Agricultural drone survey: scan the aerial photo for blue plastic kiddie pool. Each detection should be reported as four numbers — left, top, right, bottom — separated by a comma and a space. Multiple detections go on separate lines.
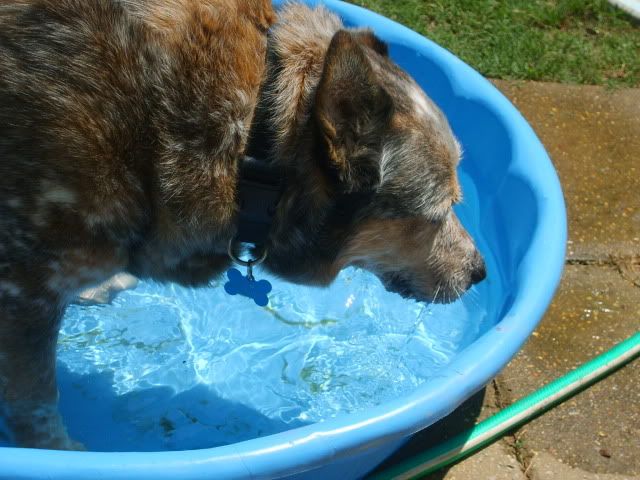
0, 1, 566, 478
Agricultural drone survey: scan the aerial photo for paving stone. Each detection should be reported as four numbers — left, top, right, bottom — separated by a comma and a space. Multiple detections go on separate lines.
491, 80, 640, 260
530, 452, 640, 480
433, 442, 526, 480
498, 264, 640, 476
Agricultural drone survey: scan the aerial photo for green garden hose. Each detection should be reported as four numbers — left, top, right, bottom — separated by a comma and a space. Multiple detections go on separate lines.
371, 331, 640, 480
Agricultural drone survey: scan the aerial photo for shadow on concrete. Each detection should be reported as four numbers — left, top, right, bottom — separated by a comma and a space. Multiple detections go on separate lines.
367, 387, 487, 479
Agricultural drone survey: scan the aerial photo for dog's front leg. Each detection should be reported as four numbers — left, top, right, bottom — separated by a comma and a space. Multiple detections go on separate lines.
0, 293, 82, 450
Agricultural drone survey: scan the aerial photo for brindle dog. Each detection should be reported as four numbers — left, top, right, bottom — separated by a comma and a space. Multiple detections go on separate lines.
0, 1, 485, 450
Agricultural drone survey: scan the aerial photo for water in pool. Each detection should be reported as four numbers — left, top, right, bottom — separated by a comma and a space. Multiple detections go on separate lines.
53, 266, 491, 451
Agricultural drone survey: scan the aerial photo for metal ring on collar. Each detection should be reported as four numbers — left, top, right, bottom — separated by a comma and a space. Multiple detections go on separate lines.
227, 239, 268, 267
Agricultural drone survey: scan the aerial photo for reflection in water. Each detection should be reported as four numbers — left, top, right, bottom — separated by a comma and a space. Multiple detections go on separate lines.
57, 266, 493, 450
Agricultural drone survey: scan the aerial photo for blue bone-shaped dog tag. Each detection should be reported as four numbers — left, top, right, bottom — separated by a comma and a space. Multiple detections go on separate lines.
224, 268, 272, 307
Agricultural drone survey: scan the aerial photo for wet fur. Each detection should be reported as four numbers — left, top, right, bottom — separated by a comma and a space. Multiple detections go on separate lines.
0, 1, 484, 449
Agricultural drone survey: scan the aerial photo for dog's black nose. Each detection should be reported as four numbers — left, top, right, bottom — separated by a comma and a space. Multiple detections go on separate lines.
470, 251, 487, 285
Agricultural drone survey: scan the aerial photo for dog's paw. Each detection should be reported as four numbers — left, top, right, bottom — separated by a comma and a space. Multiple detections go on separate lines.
44, 436, 86, 451
75, 273, 138, 305
67, 438, 87, 451
12, 423, 87, 451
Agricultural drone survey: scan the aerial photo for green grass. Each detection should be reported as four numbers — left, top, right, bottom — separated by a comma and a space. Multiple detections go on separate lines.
348, 0, 640, 87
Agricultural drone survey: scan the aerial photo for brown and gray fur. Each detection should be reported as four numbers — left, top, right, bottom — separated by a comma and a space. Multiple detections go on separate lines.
257, 4, 485, 297
0, 1, 484, 450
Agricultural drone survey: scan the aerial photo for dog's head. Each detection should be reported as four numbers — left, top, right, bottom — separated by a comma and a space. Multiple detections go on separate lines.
260, 15, 485, 304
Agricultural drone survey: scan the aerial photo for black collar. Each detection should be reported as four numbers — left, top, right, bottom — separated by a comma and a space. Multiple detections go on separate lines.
234, 82, 284, 247
235, 36, 284, 247
234, 154, 283, 246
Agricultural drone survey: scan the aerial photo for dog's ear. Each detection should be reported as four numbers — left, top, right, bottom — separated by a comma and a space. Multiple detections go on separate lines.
315, 30, 393, 194
352, 30, 389, 57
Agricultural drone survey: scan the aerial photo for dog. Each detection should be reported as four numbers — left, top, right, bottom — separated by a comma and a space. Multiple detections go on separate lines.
0, 1, 485, 450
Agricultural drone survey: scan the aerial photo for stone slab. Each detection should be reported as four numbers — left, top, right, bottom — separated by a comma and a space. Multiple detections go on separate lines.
498, 264, 640, 476
431, 442, 526, 480
530, 452, 640, 480
491, 80, 640, 260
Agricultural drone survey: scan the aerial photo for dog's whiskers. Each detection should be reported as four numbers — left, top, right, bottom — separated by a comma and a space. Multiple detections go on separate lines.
432, 284, 441, 306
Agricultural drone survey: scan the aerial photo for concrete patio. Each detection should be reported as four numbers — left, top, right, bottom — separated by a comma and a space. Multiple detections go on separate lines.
371, 80, 640, 479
